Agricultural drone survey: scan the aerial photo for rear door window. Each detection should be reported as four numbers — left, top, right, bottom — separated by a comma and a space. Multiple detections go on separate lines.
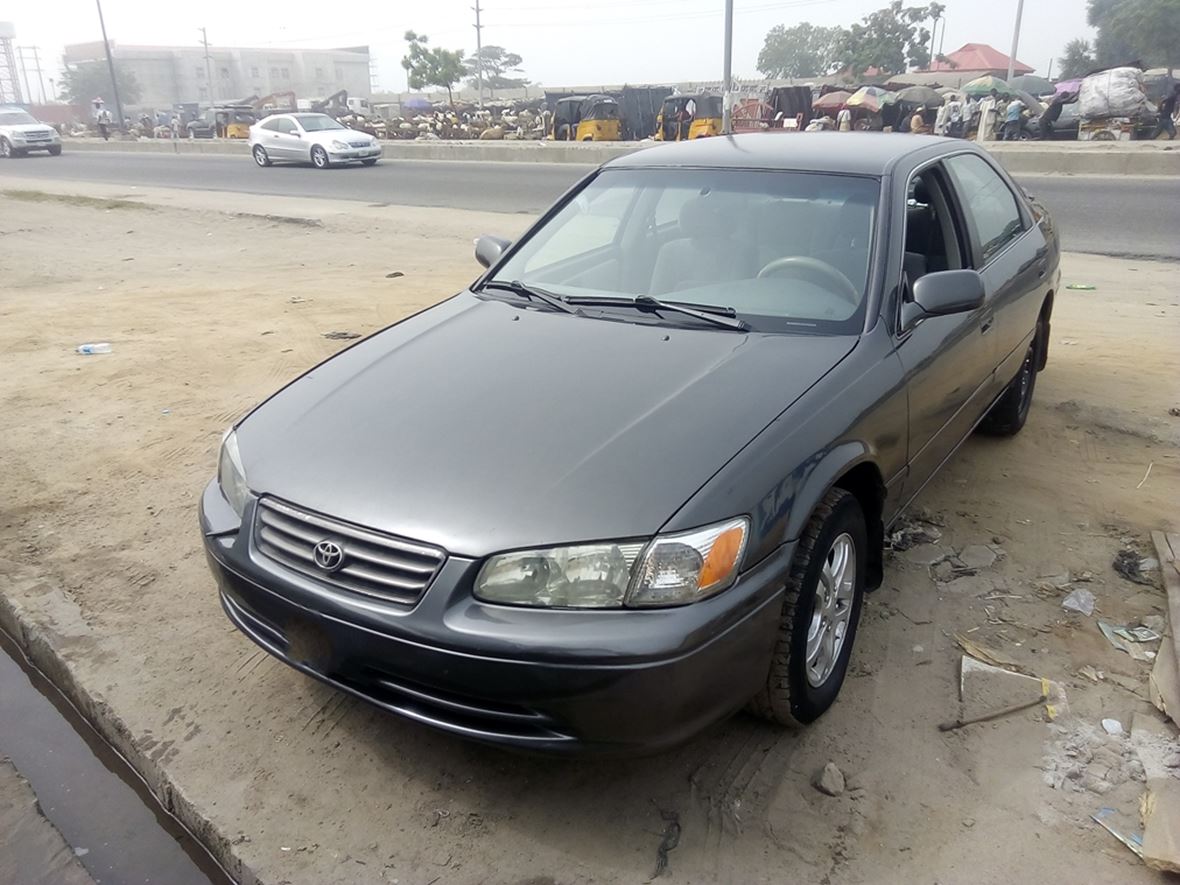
943, 154, 1025, 265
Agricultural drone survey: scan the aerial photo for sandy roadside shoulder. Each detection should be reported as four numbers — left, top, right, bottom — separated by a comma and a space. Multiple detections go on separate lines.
0, 188, 1177, 885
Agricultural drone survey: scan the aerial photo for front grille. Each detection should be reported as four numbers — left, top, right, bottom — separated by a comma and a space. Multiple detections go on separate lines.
254, 497, 445, 605
348, 140, 370, 148
25, 132, 52, 142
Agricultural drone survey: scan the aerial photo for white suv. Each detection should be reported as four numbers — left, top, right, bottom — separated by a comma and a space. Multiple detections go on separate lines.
0, 106, 62, 158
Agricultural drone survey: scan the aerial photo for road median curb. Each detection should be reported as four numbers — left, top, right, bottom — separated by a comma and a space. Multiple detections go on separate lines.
61, 136, 1180, 175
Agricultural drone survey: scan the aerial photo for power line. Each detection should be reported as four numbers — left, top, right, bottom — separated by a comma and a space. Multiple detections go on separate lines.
492, 0, 839, 27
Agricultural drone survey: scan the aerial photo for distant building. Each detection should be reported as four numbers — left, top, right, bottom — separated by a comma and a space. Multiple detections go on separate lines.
62, 41, 372, 111
925, 43, 1034, 77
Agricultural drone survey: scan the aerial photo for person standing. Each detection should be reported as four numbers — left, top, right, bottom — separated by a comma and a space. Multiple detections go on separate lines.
96, 107, 112, 141
1155, 84, 1179, 140
170, 114, 182, 139
836, 106, 852, 132
945, 94, 964, 137
977, 90, 999, 142
1002, 97, 1025, 141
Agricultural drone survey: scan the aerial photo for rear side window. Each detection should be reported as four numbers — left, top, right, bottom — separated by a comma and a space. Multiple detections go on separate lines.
261, 118, 282, 132
944, 154, 1025, 264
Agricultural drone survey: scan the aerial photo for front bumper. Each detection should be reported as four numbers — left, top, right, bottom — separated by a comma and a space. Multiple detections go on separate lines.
328, 145, 381, 161
200, 481, 792, 755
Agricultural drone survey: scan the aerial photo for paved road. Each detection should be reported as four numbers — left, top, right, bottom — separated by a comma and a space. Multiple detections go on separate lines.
2, 151, 1177, 260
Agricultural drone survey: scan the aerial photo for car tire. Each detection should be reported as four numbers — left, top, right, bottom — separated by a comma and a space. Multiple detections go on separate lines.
361, 158, 378, 166
48, 145, 62, 156
749, 487, 867, 726
0, 137, 13, 158
252, 145, 271, 167
310, 145, 330, 169
978, 329, 1040, 437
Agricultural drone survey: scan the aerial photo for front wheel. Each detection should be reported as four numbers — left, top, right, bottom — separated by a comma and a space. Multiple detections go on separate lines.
48, 145, 62, 156
749, 487, 866, 726
252, 145, 271, 167
0, 138, 13, 158
310, 145, 330, 169
979, 336, 1038, 436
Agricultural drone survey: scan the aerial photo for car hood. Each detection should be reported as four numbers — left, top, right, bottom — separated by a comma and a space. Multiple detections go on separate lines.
307, 129, 372, 145
2, 123, 55, 136
237, 293, 856, 556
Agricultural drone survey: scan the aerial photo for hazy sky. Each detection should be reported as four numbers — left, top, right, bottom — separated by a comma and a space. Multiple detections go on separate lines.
3, 0, 1090, 97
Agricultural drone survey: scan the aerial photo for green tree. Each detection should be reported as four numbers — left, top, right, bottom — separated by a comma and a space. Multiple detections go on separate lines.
1058, 38, 1097, 78
401, 31, 466, 106
839, 1, 945, 78
463, 46, 528, 94
59, 60, 141, 107
1089, 0, 1180, 73
756, 23, 846, 78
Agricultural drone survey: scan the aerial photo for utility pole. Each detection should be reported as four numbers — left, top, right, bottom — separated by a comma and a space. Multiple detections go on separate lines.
200, 27, 214, 104
472, 0, 483, 109
721, 0, 733, 133
928, 10, 940, 69
95, 0, 125, 131
1006, 0, 1024, 82
31, 46, 46, 103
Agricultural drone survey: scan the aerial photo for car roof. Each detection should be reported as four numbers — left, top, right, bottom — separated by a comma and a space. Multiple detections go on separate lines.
606, 132, 967, 176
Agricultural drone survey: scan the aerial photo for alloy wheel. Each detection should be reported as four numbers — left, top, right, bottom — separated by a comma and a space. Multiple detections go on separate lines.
806, 532, 856, 687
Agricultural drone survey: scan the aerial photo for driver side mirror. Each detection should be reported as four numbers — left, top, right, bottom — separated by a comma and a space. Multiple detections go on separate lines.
902, 269, 985, 330
474, 234, 512, 269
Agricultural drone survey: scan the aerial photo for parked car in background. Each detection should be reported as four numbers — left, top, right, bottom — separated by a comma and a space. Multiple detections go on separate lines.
1031, 102, 1081, 140
247, 113, 381, 169
0, 106, 62, 157
202, 134, 1060, 755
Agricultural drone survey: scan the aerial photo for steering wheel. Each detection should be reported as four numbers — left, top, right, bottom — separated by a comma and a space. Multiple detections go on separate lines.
756, 256, 860, 306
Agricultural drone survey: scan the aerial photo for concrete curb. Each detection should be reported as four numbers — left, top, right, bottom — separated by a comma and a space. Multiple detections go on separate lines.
61, 136, 1180, 175
0, 588, 253, 885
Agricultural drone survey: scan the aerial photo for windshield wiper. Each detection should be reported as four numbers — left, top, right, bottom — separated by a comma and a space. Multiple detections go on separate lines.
564, 294, 748, 331
480, 280, 581, 315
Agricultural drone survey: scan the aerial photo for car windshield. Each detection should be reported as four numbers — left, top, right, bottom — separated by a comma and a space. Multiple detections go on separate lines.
0, 111, 38, 125
487, 168, 880, 333
294, 114, 346, 131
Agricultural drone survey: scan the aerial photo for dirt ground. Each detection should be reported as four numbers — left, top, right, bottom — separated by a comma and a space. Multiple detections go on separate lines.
1, 181, 1178, 885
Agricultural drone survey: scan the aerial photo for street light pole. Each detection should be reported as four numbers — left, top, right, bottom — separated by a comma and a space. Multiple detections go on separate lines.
95, 0, 125, 131
721, 0, 733, 133
473, 0, 483, 109
1006, 0, 1025, 82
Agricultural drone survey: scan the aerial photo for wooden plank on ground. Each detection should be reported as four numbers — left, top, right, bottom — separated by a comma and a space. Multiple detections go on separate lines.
1150, 531, 1180, 697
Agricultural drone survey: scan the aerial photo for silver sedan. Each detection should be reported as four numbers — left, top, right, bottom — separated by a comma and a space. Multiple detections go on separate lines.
248, 113, 382, 169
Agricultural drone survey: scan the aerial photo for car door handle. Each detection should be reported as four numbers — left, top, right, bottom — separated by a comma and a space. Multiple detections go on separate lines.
980, 315, 994, 335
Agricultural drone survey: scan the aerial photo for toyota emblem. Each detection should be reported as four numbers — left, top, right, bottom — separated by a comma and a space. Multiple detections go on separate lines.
313, 539, 345, 572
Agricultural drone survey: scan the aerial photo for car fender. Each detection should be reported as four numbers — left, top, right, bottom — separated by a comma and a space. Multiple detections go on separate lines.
780, 442, 877, 542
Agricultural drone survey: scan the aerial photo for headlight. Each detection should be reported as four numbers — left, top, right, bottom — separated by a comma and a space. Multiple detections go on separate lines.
474, 517, 748, 609
628, 518, 748, 606
217, 429, 249, 518
330, 139, 348, 150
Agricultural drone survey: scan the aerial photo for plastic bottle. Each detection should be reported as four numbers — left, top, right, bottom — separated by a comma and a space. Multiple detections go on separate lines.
76, 343, 112, 354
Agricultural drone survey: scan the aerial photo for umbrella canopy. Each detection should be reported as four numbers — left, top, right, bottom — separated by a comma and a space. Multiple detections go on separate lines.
1009, 75, 1055, 96
962, 75, 1014, 97
813, 90, 852, 110
845, 86, 897, 113
1054, 78, 1082, 96
896, 85, 944, 107
1011, 89, 1045, 115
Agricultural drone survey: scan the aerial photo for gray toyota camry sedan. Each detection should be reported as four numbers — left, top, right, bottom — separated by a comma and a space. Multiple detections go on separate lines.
202, 133, 1059, 754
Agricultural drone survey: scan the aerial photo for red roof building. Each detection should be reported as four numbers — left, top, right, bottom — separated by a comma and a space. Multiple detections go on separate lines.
925, 43, 1033, 75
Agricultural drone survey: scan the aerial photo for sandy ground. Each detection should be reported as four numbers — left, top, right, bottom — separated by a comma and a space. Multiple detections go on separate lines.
0, 181, 1178, 885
